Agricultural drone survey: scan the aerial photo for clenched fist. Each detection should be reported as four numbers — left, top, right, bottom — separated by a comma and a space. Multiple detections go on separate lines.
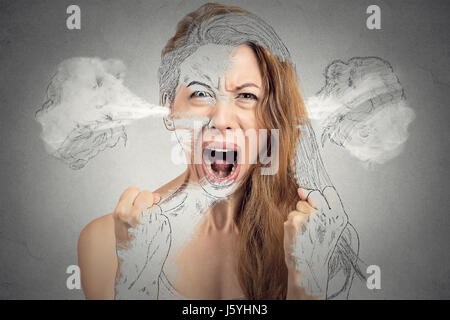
114, 186, 160, 245
283, 186, 348, 299
113, 186, 171, 299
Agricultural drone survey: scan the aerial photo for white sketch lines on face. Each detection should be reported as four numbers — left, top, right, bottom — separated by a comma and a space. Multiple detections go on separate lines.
179, 44, 237, 105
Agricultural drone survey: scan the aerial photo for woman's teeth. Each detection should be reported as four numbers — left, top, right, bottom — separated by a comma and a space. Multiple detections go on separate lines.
203, 148, 238, 179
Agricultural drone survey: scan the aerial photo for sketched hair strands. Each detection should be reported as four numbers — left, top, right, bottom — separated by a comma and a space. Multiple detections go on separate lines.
307, 56, 415, 166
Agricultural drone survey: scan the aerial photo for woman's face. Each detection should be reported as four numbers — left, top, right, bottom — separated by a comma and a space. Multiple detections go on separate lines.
170, 44, 264, 189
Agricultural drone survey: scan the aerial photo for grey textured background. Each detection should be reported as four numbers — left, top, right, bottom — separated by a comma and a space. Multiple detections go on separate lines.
0, 0, 449, 299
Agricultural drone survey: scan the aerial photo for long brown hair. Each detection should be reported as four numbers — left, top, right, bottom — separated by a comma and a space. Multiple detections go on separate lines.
159, 3, 359, 300
231, 42, 308, 299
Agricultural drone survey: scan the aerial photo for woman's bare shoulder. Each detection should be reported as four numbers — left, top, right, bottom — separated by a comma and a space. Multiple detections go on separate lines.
77, 213, 117, 299
76, 173, 187, 299
79, 214, 114, 240
78, 213, 116, 261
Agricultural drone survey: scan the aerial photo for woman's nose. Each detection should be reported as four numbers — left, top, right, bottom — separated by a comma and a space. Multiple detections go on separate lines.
208, 100, 237, 131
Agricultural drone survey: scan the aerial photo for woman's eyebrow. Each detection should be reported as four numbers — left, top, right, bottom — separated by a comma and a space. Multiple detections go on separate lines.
187, 81, 213, 90
235, 83, 260, 90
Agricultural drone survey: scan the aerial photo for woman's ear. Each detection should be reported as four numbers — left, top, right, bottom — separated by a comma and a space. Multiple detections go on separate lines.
162, 92, 175, 131
162, 92, 170, 107
163, 116, 175, 131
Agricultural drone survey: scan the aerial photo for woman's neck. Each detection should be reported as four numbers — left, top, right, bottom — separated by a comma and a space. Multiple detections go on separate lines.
204, 196, 241, 233
182, 166, 242, 234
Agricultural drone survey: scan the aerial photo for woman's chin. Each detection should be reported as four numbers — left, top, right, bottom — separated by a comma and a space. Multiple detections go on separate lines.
195, 160, 244, 198
201, 158, 241, 187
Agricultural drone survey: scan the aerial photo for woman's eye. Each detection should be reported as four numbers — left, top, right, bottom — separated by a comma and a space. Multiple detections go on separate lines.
190, 91, 213, 98
237, 93, 258, 100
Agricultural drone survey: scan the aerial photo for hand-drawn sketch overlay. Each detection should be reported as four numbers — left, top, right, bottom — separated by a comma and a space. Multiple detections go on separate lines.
307, 57, 415, 166
35, 56, 415, 170
113, 119, 366, 299
34, 57, 168, 169
34, 56, 375, 299
292, 122, 365, 299
115, 182, 227, 299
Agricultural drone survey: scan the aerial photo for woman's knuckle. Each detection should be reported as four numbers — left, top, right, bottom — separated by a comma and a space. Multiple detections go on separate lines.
116, 206, 130, 221
141, 190, 153, 198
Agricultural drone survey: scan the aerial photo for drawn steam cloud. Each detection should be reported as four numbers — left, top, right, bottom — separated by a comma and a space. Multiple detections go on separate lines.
35, 56, 414, 169
35, 57, 168, 169
307, 57, 415, 165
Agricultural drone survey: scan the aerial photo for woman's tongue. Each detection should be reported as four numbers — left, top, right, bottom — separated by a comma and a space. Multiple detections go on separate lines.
211, 159, 233, 178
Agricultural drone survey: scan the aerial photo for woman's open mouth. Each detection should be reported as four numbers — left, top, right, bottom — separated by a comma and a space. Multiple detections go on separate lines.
202, 141, 241, 185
